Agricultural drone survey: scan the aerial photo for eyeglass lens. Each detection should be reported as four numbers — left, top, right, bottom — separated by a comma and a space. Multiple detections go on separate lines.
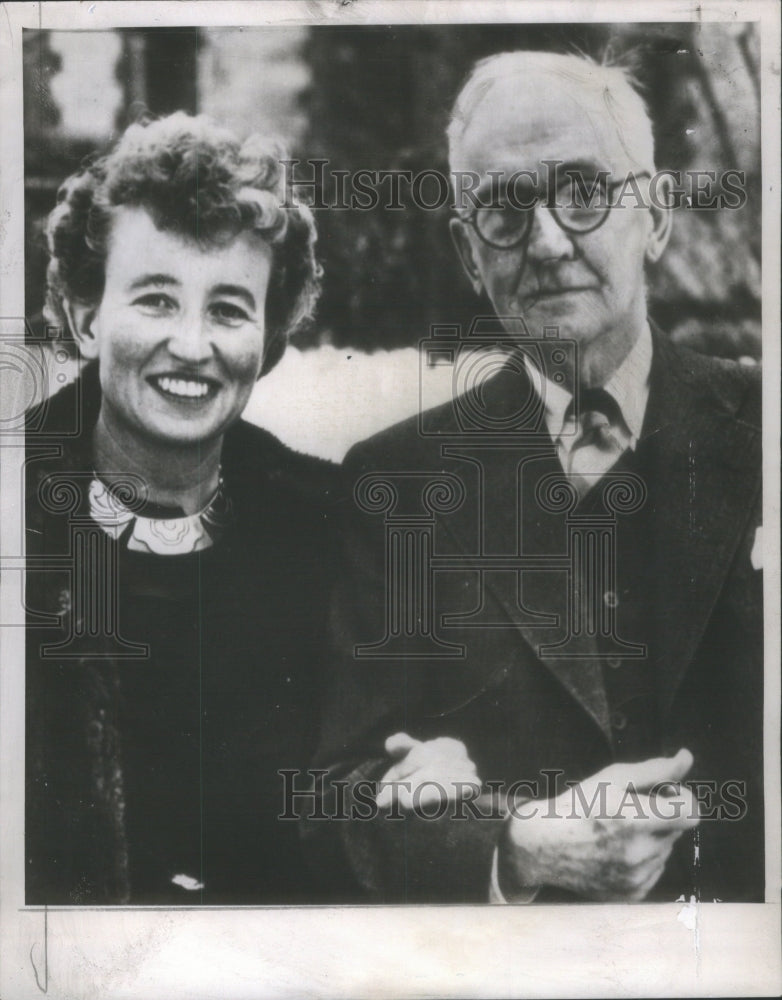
475, 175, 614, 248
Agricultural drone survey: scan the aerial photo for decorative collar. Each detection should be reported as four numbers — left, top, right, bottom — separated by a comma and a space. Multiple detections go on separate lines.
88, 474, 233, 555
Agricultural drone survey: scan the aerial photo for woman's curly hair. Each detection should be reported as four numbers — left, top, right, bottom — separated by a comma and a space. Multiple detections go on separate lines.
45, 112, 321, 375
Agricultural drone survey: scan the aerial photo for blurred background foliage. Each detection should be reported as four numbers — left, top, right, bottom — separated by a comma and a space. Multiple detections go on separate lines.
24, 22, 761, 361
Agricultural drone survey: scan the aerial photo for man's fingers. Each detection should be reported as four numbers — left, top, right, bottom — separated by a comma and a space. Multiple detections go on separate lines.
646, 786, 701, 832
624, 748, 694, 792
384, 731, 420, 758
379, 758, 416, 787
591, 749, 694, 793
379, 755, 479, 792
381, 745, 430, 782
622, 828, 675, 869
625, 860, 668, 902
411, 775, 481, 808
377, 734, 479, 809
376, 770, 481, 810
375, 780, 407, 810
381, 747, 443, 784
382, 736, 474, 781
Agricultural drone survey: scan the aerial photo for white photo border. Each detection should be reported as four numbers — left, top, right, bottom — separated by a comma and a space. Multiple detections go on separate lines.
1, 2, 779, 998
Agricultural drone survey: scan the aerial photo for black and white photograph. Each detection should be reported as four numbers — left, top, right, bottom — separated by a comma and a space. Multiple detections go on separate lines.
1, 1, 779, 997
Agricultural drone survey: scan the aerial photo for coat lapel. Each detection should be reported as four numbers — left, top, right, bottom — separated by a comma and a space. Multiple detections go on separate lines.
433, 357, 612, 741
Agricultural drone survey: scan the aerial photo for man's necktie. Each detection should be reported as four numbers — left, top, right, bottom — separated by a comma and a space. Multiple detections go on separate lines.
565, 388, 627, 499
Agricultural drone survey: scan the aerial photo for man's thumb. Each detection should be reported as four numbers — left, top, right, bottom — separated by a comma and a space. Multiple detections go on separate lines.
384, 731, 420, 759
628, 748, 694, 792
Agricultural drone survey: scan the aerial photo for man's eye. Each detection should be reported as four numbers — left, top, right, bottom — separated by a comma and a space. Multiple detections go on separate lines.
482, 205, 526, 236
132, 293, 176, 313
211, 302, 251, 325
557, 176, 609, 209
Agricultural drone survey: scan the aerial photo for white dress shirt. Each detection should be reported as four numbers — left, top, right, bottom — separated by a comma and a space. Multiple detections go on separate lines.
530, 321, 653, 471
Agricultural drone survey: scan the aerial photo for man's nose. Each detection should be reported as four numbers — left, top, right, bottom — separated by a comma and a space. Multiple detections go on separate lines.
525, 205, 575, 263
166, 317, 214, 365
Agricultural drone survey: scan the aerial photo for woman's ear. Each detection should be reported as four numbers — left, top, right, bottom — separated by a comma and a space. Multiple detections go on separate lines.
645, 175, 674, 265
63, 300, 100, 360
449, 218, 484, 296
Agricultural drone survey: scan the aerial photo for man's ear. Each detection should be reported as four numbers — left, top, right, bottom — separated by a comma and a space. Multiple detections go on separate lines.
449, 218, 483, 296
63, 299, 100, 360
645, 174, 674, 265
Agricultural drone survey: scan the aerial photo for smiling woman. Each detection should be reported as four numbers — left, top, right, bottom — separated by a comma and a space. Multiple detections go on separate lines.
75, 207, 275, 507
25, 113, 338, 904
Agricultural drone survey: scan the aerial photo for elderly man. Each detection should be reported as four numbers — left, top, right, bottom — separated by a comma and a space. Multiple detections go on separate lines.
310, 51, 763, 903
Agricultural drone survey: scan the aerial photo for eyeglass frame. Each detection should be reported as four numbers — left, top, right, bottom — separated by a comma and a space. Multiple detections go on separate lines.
459, 171, 652, 251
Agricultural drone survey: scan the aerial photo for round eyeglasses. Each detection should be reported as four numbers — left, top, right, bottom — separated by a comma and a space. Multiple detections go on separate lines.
462, 172, 651, 251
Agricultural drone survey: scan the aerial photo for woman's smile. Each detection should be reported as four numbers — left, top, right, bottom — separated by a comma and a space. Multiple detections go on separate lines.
147, 373, 220, 402
84, 206, 273, 450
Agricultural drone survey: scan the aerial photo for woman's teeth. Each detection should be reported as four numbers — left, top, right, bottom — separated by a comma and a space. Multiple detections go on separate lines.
157, 377, 211, 398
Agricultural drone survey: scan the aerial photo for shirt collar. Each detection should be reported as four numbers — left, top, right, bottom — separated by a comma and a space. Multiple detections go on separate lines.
524, 322, 653, 446
602, 321, 653, 441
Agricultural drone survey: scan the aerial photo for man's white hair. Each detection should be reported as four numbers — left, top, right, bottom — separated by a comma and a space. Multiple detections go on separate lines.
447, 50, 656, 174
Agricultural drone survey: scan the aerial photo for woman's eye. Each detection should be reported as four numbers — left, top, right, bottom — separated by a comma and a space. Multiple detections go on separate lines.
211, 302, 251, 325
132, 293, 176, 314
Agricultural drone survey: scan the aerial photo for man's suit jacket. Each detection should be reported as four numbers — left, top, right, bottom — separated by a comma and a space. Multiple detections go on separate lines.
309, 330, 763, 903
